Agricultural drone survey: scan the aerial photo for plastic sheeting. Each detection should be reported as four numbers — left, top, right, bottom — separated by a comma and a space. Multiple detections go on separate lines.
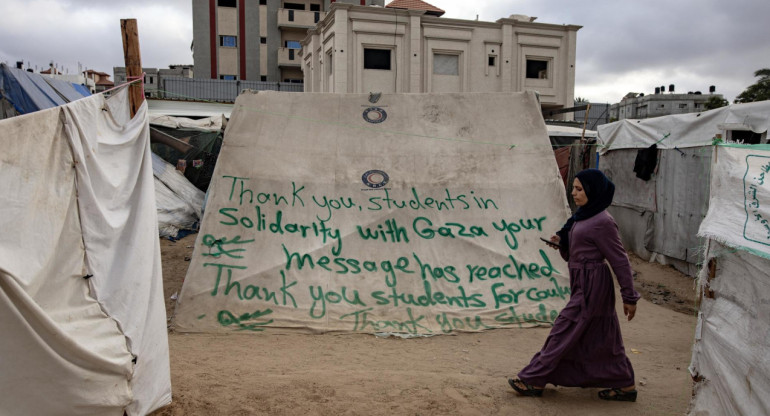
699, 144, 770, 260
153, 152, 205, 238
690, 144, 770, 415
597, 101, 770, 154
150, 114, 225, 131
174, 91, 572, 334
0, 88, 171, 415
0, 63, 89, 116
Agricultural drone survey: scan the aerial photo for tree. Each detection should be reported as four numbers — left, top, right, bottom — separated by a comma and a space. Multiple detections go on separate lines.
574, 96, 589, 104
734, 68, 770, 103
704, 95, 728, 110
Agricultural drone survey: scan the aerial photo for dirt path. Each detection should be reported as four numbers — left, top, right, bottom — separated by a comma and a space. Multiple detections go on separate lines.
153, 234, 698, 416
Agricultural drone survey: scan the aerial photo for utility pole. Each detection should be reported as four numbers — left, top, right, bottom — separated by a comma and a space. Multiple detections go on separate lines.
120, 19, 143, 118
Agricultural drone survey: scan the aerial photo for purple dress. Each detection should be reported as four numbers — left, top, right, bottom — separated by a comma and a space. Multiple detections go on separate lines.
518, 210, 640, 388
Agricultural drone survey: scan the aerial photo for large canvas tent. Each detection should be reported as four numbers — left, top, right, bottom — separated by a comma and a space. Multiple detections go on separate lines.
0, 88, 171, 415
689, 143, 770, 415
596, 101, 770, 276
174, 91, 572, 334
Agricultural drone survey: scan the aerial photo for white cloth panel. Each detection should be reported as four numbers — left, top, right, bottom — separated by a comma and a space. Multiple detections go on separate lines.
63, 90, 172, 415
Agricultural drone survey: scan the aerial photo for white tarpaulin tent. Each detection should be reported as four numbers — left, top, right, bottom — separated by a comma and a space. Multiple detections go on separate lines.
153, 152, 205, 238
174, 91, 572, 334
596, 101, 770, 276
689, 143, 770, 415
0, 88, 171, 415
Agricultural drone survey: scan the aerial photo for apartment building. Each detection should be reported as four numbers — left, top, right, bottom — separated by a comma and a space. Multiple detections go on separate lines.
192, 0, 384, 83
609, 86, 726, 120
301, 1, 580, 116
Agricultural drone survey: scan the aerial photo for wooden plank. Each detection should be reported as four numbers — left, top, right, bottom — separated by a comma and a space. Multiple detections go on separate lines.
121, 19, 144, 118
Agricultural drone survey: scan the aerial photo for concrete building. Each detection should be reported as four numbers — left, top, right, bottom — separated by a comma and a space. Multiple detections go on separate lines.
114, 65, 194, 98
83, 70, 114, 93
609, 86, 726, 121
191, 0, 383, 83
300, 1, 580, 116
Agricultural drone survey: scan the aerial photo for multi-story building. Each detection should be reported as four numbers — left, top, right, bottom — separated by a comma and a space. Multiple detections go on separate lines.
609, 86, 726, 121
192, 0, 383, 83
300, 1, 580, 116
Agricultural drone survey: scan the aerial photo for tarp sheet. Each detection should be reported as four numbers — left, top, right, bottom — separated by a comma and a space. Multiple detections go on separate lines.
691, 145, 770, 415
699, 144, 770, 260
0, 88, 171, 415
597, 101, 770, 154
150, 114, 224, 131
0, 63, 90, 116
174, 91, 572, 334
153, 152, 205, 238
689, 241, 770, 416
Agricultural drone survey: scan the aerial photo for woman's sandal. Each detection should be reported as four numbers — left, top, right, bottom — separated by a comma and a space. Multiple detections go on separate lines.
508, 378, 544, 397
598, 388, 637, 402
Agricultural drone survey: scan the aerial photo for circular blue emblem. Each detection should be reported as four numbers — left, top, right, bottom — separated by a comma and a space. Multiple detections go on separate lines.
363, 107, 387, 124
362, 170, 389, 189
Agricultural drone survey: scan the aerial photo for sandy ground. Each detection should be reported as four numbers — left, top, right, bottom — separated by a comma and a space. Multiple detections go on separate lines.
153, 233, 699, 416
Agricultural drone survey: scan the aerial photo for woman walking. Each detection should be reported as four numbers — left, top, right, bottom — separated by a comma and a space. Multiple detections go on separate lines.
508, 169, 640, 401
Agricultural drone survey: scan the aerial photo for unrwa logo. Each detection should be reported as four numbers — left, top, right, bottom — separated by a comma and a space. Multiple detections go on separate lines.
362, 170, 389, 189
363, 107, 387, 123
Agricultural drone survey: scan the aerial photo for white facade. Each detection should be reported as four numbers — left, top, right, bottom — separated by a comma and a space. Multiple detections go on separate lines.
301, 4, 580, 115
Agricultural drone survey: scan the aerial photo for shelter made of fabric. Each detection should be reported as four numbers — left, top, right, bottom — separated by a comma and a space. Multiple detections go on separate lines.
690, 143, 770, 415
0, 88, 170, 415
597, 100, 770, 154
174, 91, 572, 335
0, 63, 90, 117
596, 102, 770, 276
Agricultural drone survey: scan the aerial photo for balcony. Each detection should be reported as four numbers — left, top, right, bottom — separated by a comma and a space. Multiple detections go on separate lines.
278, 47, 302, 67
277, 9, 325, 29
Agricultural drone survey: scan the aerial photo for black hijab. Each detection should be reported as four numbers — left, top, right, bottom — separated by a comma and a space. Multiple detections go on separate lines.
556, 169, 615, 250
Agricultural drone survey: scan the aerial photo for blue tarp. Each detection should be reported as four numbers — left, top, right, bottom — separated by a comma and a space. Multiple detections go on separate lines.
0, 63, 90, 115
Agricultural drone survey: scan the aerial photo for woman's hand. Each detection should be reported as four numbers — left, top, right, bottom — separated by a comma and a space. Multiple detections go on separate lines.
549, 235, 561, 251
623, 304, 637, 321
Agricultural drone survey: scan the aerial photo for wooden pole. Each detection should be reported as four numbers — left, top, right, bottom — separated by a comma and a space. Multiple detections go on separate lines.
580, 103, 591, 141
120, 19, 143, 118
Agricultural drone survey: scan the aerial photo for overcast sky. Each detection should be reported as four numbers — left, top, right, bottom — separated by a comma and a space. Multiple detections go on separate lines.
1, 0, 768, 103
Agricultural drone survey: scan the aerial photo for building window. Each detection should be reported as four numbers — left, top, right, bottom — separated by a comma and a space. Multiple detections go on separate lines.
679, 103, 688, 109
327, 51, 333, 74
220, 36, 237, 47
694, 103, 701, 109
364, 49, 391, 70
284, 79, 303, 84
488, 56, 496, 66
220, 75, 237, 80
433, 54, 459, 75
285, 40, 301, 49
218, 0, 236, 7
526, 59, 548, 79
260, 37, 267, 44
659, 104, 665, 108
261, 75, 267, 81
259, 0, 266, 4
289, 49, 295, 60
284, 3, 305, 10
310, 4, 321, 11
